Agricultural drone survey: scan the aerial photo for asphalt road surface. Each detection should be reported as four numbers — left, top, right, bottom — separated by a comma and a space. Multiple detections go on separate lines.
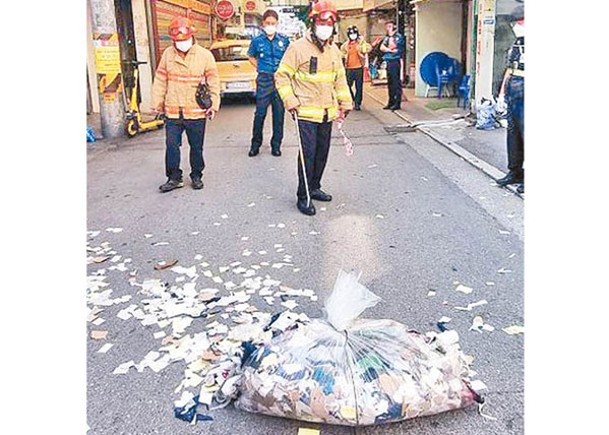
87, 94, 524, 435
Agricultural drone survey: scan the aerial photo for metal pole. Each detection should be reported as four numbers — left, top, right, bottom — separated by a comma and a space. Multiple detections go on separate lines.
89, 0, 127, 139
293, 116, 311, 208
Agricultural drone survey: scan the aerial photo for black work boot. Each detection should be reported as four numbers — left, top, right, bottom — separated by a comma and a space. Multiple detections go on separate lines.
191, 178, 204, 190
496, 172, 524, 187
271, 149, 282, 157
297, 199, 316, 216
248, 148, 259, 157
159, 179, 184, 192
311, 189, 332, 202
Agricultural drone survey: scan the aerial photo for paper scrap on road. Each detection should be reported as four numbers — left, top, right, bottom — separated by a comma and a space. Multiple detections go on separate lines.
152, 242, 169, 246
498, 268, 513, 274
155, 260, 178, 270
106, 227, 123, 233
499, 230, 511, 235
375, 214, 385, 219
98, 343, 114, 354
455, 299, 488, 311
281, 300, 299, 310
432, 212, 443, 217
502, 325, 524, 335
455, 284, 473, 294
113, 360, 134, 375
427, 289, 436, 297
247, 202, 256, 207
191, 231, 200, 236
485, 282, 495, 286
438, 316, 452, 323
92, 317, 106, 326
277, 223, 286, 229
91, 330, 108, 340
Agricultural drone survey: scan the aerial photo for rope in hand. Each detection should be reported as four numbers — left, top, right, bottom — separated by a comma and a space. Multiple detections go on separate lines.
336, 117, 354, 156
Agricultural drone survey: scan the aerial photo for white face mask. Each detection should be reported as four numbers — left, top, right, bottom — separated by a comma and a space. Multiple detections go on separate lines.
315, 25, 334, 41
264, 25, 277, 36
175, 38, 193, 52
512, 23, 524, 38
348, 33, 358, 41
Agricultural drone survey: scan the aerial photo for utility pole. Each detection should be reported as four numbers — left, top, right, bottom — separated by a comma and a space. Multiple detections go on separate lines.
89, 0, 126, 139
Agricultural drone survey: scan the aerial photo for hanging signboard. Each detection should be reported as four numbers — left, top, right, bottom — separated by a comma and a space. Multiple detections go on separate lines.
216, 0, 235, 20
245, 0, 256, 12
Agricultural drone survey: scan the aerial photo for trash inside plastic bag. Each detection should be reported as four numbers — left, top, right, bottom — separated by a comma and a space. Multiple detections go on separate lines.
475, 98, 499, 130
233, 270, 482, 426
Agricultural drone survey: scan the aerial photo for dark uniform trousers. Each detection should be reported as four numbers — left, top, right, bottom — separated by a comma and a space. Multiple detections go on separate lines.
251, 72, 285, 152
386, 59, 402, 108
506, 76, 524, 178
296, 117, 332, 200
165, 117, 206, 181
346, 67, 364, 107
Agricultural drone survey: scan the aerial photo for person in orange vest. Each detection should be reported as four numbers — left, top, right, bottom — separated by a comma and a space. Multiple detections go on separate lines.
340, 25, 371, 111
151, 16, 220, 192
275, 0, 353, 216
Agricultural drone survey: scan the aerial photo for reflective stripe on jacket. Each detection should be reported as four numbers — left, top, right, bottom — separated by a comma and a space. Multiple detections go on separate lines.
151, 42, 220, 119
274, 32, 353, 123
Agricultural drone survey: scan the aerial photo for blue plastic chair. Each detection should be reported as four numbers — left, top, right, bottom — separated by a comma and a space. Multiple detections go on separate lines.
457, 74, 471, 108
435, 64, 452, 99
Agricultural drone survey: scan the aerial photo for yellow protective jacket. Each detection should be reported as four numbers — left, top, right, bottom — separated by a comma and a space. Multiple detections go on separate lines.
340, 38, 372, 66
275, 32, 353, 123
151, 41, 220, 119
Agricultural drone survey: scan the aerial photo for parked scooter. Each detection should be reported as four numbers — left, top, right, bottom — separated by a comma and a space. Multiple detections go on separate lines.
122, 60, 164, 137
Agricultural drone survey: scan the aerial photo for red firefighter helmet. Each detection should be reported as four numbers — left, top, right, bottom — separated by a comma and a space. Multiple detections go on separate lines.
168, 16, 196, 41
308, 0, 338, 23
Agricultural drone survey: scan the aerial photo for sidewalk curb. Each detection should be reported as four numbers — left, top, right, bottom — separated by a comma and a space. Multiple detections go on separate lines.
365, 89, 523, 198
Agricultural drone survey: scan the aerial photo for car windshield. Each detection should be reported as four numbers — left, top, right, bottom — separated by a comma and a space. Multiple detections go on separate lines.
211, 45, 250, 62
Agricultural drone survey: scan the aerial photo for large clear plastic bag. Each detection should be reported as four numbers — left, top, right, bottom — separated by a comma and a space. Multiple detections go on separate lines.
234, 271, 481, 426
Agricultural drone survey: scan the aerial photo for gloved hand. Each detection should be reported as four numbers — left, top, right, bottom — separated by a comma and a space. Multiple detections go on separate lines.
205, 108, 216, 120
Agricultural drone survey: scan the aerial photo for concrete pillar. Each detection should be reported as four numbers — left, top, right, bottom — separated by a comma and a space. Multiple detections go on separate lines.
89, 0, 127, 139
473, 0, 496, 104
132, 0, 153, 112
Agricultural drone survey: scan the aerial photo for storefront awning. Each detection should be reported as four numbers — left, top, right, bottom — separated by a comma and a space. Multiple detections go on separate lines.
362, 0, 395, 13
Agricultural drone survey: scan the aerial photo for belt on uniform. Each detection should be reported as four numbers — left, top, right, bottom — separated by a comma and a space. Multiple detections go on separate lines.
511, 69, 525, 78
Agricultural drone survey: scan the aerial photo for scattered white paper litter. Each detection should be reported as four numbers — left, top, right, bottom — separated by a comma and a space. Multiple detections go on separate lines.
106, 227, 124, 233
113, 360, 135, 375
98, 343, 114, 354
455, 284, 474, 294
247, 202, 256, 207
455, 299, 488, 311
438, 316, 452, 323
499, 230, 511, 235
375, 214, 385, 219
502, 325, 524, 335
427, 290, 436, 297
221, 214, 228, 219
277, 223, 286, 229
498, 268, 513, 274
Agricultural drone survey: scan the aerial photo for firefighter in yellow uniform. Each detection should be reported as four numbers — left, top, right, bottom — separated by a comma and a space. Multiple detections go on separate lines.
151, 16, 220, 192
275, 0, 353, 216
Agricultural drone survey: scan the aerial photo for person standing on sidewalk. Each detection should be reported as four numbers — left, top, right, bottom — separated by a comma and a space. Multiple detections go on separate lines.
151, 16, 220, 192
247, 10, 291, 157
380, 20, 405, 111
496, 5, 525, 194
340, 26, 371, 111
275, 0, 353, 216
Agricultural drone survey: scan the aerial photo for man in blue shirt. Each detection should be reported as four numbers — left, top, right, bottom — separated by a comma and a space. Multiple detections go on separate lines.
380, 20, 405, 111
247, 9, 290, 157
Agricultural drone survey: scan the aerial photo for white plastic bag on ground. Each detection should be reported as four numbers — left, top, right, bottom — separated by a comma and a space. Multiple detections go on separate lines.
234, 270, 482, 426
476, 98, 498, 130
